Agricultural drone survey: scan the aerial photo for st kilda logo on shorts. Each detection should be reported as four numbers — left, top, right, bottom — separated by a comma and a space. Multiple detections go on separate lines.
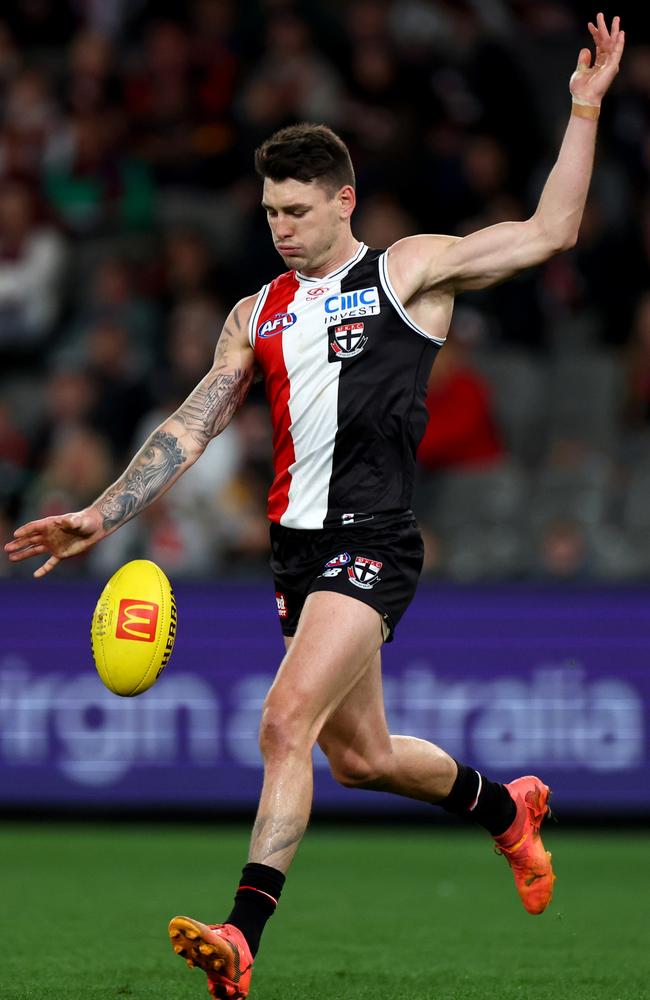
348, 556, 383, 590
328, 322, 368, 361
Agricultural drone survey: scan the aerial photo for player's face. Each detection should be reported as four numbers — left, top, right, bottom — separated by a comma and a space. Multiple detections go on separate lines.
262, 177, 354, 273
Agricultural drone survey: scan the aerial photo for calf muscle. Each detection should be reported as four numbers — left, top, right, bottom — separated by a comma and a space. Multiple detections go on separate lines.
250, 812, 309, 870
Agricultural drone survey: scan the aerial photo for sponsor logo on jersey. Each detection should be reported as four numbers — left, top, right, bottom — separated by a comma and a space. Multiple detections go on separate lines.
348, 556, 383, 590
275, 592, 288, 618
115, 600, 159, 642
329, 322, 367, 360
321, 567, 343, 577
341, 512, 374, 525
307, 286, 329, 298
258, 312, 297, 338
324, 286, 380, 323
325, 552, 351, 567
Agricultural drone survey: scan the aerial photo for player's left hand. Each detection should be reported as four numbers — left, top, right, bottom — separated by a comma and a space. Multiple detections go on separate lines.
570, 12, 625, 108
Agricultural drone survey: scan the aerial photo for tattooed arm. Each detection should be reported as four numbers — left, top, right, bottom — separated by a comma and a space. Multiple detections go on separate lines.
98, 298, 255, 532
5, 297, 257, 577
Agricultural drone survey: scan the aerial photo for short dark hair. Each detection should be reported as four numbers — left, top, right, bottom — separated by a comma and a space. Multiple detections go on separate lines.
254, 123, 355, 194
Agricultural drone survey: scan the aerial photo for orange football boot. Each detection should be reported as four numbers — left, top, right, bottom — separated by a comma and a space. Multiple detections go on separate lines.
494, 775, 556, 915
168, 916, 254, 999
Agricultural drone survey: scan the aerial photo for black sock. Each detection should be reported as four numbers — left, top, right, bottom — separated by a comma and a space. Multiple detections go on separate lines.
225, 863, 286, 957
438, 760, 516, 837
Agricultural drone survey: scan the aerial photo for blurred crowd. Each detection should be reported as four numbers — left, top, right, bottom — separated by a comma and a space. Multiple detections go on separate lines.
1, 0, 649, 582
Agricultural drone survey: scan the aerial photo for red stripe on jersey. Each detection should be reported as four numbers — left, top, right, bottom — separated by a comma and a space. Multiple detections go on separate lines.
254, 271, 300, 522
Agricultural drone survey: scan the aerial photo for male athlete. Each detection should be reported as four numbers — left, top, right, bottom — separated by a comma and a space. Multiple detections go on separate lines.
5, 14, 624, 999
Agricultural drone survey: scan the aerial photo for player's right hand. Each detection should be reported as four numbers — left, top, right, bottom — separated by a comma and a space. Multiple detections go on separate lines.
3, 508, 105, 578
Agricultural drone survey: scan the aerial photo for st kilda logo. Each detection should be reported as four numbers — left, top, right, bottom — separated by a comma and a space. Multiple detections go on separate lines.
348, 556, 383, 590
329, 322, 367, 360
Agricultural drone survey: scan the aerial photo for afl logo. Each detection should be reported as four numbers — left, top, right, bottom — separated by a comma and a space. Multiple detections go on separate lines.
258, 312, 297, 338
325, 552, 351, 568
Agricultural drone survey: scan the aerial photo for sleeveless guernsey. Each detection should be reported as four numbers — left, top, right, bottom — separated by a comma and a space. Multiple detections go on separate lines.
249, 243, 444, 530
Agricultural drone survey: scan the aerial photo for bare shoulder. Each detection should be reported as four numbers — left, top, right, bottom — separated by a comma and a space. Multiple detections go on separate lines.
386, 234, 461, 302
388, 233, 460, 262
381, 236, 459, 344
228, 294, 258, 339
214, 293, 258, 367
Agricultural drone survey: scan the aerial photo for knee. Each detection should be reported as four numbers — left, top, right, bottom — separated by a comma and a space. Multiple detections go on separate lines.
326, 744, 391, 789
258, 698, 312, 762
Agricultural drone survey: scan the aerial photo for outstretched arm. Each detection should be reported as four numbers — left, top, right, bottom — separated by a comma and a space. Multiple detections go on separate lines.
4, 296, 256, 577
389, 13, 625, 298
98, 300, 254, 533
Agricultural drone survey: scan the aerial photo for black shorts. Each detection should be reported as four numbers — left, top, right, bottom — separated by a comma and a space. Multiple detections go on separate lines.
269, 512, 424, 643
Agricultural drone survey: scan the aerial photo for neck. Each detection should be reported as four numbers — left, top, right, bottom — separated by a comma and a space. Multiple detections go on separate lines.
299, 234, 361, 278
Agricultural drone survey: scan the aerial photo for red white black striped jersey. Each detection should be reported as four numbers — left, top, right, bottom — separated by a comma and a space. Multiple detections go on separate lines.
249, 243, 444, 529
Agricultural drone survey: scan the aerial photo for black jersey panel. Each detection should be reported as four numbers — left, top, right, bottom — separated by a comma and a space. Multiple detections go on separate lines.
325, 250, 439, 523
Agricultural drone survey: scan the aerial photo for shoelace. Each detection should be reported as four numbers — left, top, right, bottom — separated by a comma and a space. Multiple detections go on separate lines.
494, 830, 528, 865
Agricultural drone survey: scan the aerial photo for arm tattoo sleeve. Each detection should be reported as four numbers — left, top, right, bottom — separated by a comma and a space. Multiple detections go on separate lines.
174, 364, 253, 450
96, 329, 252, 532
98, 430, 186, 531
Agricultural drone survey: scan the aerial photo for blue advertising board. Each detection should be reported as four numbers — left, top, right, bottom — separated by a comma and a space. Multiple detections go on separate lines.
0, 581, 648, 813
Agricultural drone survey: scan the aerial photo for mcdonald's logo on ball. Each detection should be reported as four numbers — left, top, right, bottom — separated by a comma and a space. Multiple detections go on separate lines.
115, 599, 159, 642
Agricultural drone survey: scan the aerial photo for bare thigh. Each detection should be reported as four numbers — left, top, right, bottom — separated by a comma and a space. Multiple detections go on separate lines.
263, 590, 384, 748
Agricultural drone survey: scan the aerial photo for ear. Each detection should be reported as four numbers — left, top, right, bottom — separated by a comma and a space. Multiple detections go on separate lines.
337, 184, 356, 221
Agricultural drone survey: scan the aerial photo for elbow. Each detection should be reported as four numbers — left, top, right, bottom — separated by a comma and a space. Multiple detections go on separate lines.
530, 216, 578, 257
545, 225, 578, 254
557, 230, 578, 252
542, 231, 578, 257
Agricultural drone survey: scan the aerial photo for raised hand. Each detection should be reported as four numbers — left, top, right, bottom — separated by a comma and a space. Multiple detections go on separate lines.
4, 508, 105, 578
570, 13, 625, 108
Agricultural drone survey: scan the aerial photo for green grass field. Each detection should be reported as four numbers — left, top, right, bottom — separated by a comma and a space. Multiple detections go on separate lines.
1, 822, 648, 1000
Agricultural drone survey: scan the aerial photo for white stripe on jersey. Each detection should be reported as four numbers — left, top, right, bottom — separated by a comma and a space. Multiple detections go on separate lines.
248, 283, 271, 348
281, 282, 342, 529
378, 251, 446, 345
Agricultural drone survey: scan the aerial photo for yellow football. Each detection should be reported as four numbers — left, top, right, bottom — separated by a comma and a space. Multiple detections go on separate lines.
91, 559, 177, 696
